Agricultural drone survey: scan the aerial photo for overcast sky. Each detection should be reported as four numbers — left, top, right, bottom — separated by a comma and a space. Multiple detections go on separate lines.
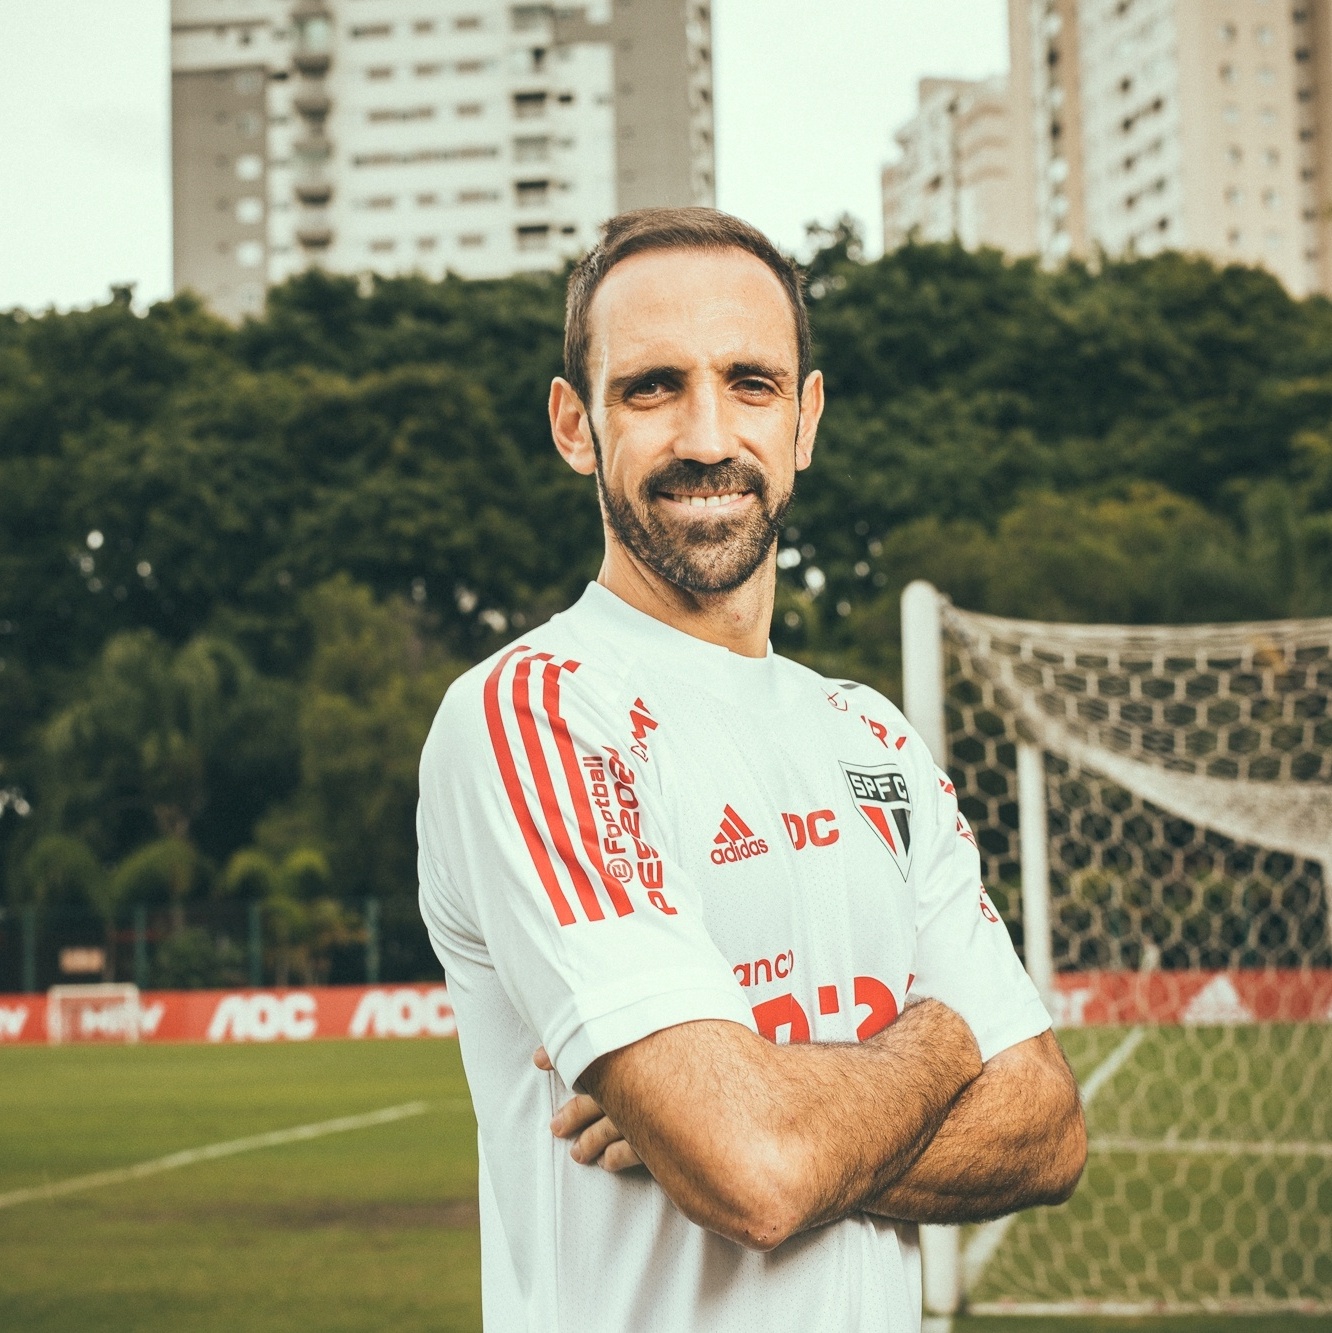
0, 0, 1007, 313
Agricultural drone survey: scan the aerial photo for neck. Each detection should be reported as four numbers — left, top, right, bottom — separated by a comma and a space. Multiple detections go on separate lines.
596, 538, 775, 659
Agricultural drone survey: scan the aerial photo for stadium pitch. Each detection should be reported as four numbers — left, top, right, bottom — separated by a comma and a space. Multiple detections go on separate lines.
0, 1031, 1328, 1332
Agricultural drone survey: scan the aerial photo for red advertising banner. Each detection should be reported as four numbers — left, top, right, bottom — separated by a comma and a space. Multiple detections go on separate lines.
0, 984, 456, 1046
1050, 969, 1332, 1027
2, 973, 1329, 1046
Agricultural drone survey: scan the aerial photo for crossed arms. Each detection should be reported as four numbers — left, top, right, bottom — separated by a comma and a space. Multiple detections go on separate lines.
540, 1002, 1086, 1252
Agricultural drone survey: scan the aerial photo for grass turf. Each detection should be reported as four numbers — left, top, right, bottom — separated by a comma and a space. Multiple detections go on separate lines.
0, 1039, 481, 1333
1, 1031, 1328, 1331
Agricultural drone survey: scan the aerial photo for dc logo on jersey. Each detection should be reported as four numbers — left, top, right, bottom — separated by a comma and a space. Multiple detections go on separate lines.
841, 762, 913, 880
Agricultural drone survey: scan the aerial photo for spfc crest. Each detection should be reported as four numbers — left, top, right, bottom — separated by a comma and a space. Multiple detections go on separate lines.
841, 762, 913, 880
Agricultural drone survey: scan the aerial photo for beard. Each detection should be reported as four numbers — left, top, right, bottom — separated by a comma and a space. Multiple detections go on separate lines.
591, 426, 795, 596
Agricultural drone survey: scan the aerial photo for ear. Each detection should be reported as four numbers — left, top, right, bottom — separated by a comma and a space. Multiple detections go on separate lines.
794, 369, 824, 472
550, 377, 598, 476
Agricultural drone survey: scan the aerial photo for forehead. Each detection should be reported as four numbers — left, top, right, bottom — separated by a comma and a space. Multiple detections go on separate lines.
586, 247, 798, 378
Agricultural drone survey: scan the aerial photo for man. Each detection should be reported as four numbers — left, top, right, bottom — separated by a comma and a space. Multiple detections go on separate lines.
417, 207, 1086, 1331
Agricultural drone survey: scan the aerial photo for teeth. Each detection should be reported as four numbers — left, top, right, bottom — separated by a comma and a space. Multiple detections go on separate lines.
679, 493, 741, 508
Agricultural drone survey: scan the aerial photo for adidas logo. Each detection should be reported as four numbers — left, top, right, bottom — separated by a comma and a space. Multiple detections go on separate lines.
710, 804, 770, 866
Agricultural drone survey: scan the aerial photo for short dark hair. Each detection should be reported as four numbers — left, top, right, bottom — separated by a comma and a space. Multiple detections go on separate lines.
563, 206, 812, 409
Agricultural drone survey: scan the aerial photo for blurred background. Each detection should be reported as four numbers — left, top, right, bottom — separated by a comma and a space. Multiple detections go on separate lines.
0, 2, 1330, 1330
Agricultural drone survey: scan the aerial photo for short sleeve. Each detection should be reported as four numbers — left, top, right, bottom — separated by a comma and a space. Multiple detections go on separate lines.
909, 751, 1052, 1063
417, 647, 755, 1089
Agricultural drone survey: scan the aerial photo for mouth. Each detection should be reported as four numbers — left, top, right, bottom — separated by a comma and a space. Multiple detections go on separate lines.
657, 490, 753, 511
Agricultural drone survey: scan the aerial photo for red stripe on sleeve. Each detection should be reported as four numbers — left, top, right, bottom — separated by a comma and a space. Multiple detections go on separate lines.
511, 653, 606, 923
542, 660, 635, 919
482, 648, 577, 927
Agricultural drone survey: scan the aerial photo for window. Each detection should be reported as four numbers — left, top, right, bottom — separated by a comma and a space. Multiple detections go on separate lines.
414, 20, 436, 33
1226, 185, 1244, 206
1220, 22, 1237, 42
415, 62, 443, 76
557, 91, 574, 104
456, 102, 484, 117
1260, 105, 1277, 125
1263, 188, 1280, 209
416, 192, 438, 206
417, 236, 438, 251
513, 91, 547, 119
236, 240, 264, 267
1265, 147, 1280, 167
514, 135, 550, 162
515, 179, 549, 206
1228, 227, 1242, 245
366, 66, 393, 80
235, 153, 262, 181
235, 196, 263, 224
1228, 144, 1243, 165
1220, 63, 1235, 84
454, 15, 481, 29
511, 4, 551, 31
364, 196, 396, 209
1266, 229, 1282, 250
238, 111, 262, 138
1255, 24, 1273, 45
459, 232, 486, 246
1223, 102, 1239, 123
459, 189, 499, 203
368, 106, 435, 122
235, 71, 263, 95
516, 224, 550, 250
457, 59, 487, 73
350, 23, 392, 37
1257, 66, 1276, 87
369, 239, 396, 253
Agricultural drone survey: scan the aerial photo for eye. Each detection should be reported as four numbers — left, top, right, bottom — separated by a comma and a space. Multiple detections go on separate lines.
626, 377, 671, 400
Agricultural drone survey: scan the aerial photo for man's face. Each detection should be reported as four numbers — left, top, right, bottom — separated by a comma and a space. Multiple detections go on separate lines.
581, 247, 815, 595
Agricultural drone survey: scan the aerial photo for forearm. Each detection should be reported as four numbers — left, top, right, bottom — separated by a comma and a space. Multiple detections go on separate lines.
581, 998, 982, 1250
863, 1030, 1087, 1225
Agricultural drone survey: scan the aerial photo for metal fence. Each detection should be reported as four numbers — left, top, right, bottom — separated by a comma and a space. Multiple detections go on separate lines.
0, 896, 438, 993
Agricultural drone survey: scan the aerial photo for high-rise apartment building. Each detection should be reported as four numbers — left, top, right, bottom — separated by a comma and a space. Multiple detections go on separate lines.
172, 0, 715, 321
881, 76, 1036, 255
886, 0, 1332, 298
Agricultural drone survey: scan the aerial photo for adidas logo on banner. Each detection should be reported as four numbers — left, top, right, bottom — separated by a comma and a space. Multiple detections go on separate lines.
710, 804, 769, 866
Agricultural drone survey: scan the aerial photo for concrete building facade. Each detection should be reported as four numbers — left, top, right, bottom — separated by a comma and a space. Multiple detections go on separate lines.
881, 76, 1036, 255
887, 0, 1332, 298
172, 0, 715, 321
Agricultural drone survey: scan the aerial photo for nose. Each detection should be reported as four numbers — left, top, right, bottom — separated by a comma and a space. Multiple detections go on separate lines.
673, 381, 735, 465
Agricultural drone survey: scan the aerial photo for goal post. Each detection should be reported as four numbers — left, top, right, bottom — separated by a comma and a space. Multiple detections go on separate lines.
47, 984, 141, 1045
901, 580, 1332, 1317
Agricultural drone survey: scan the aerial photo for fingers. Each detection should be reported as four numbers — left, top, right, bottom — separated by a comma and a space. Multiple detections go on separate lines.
550, 1093, 604, 1138
599, 1139, 644, 1173
569, 1114, 627, 1166
533, 1046, 554, 1072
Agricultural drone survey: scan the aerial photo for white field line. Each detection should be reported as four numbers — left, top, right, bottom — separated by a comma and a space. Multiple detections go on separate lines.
962, 1027, 1145, 1291
1090, 1135, 1332, 1158
0, 1100, 433, 1211
969, 1298, 1332, 1317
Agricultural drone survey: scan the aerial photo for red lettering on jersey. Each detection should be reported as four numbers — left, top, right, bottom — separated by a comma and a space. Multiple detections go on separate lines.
853, 975, 899, 1041
753, 992, 810, 1044
782, 810, 840, 850
979, 887, 1000, 923
818, 984, 840, 1015
648, 889, 676, 915
628, 697, 658, 763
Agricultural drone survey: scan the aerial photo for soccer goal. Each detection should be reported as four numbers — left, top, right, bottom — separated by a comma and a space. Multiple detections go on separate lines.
901, 582, 1332, 1318
47, 984, 141, 1045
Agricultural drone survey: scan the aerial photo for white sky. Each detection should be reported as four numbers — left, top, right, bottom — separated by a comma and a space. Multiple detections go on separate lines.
0, 0, 1007, 313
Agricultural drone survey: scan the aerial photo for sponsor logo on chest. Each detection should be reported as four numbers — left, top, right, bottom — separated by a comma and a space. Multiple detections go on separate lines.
841, 762, 913, 880
710, 804, 769, 866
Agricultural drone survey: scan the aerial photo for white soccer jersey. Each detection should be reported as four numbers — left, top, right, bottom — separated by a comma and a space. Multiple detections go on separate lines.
417, 582, 1051, 1333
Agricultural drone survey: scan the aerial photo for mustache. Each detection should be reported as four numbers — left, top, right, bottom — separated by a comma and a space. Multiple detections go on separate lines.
643, 458, 769, 501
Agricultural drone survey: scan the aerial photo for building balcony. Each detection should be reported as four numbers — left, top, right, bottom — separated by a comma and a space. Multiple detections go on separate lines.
293, 50, 331, 76
293, 89, 331, 121
294, 176, 333, 205
296, 224, 334, 249
293, 134, 333, 166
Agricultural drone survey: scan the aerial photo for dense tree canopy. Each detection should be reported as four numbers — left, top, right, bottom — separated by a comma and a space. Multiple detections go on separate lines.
3, 237, 1330, 928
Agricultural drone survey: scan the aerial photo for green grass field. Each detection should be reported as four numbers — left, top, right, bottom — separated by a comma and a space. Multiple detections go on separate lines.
1, 1031, 1329, 1332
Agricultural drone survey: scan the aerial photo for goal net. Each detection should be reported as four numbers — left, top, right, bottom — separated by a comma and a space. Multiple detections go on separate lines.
901, 583, 1332, 1318
47, 984, 141, 1045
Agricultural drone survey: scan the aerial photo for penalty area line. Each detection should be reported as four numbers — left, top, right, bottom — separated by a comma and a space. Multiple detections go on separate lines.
0, 1099, 446, 1211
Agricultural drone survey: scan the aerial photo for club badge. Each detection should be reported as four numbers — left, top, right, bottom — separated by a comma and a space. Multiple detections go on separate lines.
841, 762, 913, 880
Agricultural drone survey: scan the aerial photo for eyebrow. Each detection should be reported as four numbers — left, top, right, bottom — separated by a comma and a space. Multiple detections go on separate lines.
606, 359, 794, 399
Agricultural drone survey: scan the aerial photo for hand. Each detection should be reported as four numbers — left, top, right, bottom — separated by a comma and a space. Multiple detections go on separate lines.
534, 1046, 645, 1172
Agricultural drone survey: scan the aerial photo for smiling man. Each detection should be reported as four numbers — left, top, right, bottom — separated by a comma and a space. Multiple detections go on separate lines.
417, 208, 1086, 1332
